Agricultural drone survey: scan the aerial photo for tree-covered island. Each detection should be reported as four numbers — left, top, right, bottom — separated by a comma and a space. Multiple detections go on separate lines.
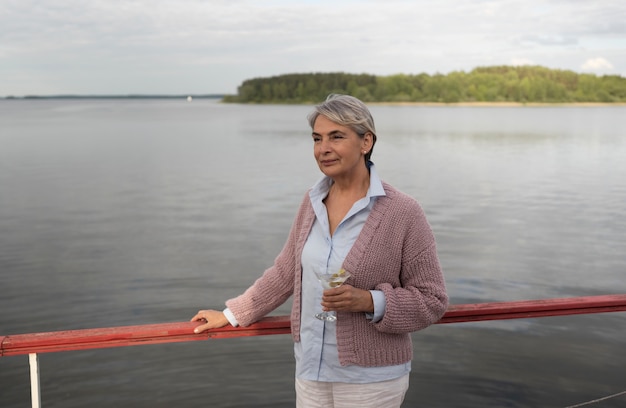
222, 65, 626, 104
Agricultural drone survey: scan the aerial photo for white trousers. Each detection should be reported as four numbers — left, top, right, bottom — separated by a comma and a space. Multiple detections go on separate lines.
295, 374, 410, 408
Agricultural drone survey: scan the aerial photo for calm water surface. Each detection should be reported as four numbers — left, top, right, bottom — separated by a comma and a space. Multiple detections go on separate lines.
1, 99, 625, 407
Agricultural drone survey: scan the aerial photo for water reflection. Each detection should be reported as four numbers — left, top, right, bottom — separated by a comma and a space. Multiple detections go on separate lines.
1, 100, 625, 407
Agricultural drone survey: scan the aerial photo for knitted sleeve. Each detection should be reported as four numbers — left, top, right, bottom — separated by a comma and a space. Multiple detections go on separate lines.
225, 194, 310, 327
373, 192, 448, 334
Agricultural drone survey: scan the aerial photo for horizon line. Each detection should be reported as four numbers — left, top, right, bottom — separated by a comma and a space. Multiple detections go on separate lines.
2, 94, 228, 100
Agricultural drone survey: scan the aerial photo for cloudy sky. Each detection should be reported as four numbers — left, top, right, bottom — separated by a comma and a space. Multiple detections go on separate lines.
1, 0, 625, 96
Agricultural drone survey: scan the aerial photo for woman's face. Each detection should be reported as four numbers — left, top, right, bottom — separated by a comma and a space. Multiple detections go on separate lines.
312, 115, 372, 180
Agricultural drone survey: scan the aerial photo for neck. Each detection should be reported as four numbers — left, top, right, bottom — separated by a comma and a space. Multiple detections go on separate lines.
329, 165, 370, 196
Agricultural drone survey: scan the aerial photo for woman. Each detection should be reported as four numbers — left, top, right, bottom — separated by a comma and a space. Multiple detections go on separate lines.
191, 94, 448, 408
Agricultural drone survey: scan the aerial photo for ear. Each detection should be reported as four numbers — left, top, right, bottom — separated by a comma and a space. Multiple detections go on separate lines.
362, 132, 374, 150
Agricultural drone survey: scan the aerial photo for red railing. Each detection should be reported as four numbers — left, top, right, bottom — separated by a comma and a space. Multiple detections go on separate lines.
3, 294, 626, 357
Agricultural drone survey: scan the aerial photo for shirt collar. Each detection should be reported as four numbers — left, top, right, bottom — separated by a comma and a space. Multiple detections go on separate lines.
309, 162, 386, 205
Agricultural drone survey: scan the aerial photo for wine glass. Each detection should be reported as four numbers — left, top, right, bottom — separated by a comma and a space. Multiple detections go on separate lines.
314, 268, 351, 321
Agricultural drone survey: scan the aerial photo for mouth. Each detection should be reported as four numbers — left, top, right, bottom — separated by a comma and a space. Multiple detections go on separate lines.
320, 159, 338, 166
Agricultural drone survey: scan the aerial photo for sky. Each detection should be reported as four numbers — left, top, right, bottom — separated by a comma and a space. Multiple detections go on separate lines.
1, 0, 625, 96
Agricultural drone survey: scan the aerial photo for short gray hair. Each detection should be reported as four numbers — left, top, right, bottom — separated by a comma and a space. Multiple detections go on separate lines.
307, 94, 377, 162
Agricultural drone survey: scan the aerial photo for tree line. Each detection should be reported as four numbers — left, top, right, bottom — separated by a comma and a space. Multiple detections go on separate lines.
222, 66, 626, 104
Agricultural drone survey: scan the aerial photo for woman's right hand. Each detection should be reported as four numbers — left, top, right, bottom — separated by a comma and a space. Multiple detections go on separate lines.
190, 309, 230, 333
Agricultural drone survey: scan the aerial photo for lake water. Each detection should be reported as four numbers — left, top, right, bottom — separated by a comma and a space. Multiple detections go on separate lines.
1, 99, 625, 407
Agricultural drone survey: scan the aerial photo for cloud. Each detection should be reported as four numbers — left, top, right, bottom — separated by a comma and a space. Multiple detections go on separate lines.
516, 34, 578, 47
1, 0, 625, 95
581, 57, 615, 71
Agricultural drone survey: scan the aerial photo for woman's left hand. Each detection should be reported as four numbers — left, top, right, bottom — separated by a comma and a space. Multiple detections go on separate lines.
321, 284, 374, 313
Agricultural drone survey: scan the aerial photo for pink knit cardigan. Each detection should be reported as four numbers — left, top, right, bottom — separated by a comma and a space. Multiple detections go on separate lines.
226, 181, 448, 367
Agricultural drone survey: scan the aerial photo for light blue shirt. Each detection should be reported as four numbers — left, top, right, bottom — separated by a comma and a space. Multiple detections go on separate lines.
295, 164, 411, 383
224, 164, 410, 382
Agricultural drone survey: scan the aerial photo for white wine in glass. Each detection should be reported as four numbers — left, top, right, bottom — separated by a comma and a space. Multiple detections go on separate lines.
314, 268, 351, 322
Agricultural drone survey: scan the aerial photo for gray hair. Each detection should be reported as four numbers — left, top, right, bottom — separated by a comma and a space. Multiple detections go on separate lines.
307, 94, 377, 162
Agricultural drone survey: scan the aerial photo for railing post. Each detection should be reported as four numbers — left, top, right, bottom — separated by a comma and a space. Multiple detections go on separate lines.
29, 353, 41, 408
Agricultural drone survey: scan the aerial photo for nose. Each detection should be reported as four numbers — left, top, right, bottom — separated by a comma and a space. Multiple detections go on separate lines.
317, 137, 332, 154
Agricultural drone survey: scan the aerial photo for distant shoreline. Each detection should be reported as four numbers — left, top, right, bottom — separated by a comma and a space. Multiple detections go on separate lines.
2, 94, 226, 100
368, 101, 626, 107
3, 96, 625, 107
